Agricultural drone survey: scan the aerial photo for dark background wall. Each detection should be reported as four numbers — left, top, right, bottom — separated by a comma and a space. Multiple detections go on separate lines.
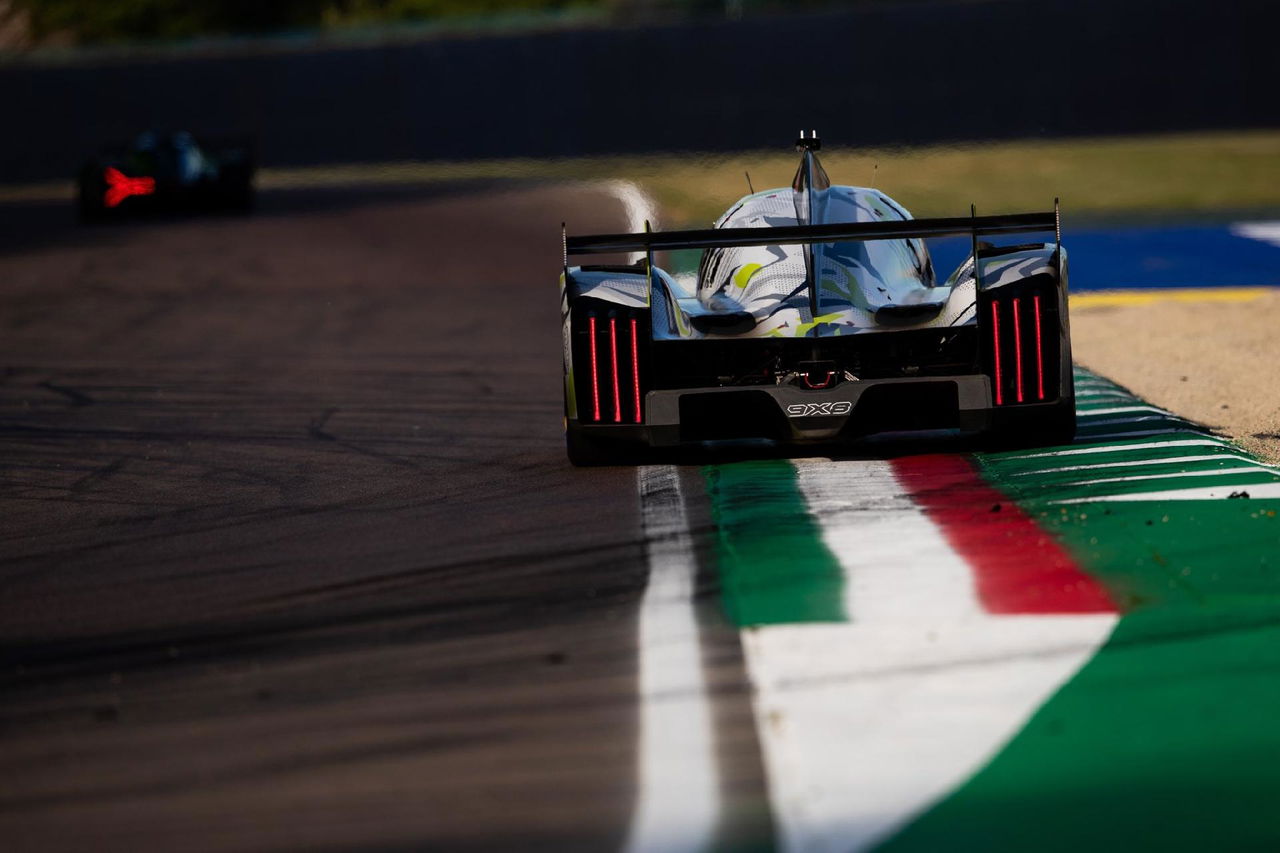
1, 0, 1275, 182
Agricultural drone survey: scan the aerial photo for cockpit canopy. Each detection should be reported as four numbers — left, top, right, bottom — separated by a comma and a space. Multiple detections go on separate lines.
697, 185, 936, 321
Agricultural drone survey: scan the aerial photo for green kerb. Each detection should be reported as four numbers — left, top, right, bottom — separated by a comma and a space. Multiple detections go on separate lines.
703, 460, 845, 626
879, 369, 1280, 851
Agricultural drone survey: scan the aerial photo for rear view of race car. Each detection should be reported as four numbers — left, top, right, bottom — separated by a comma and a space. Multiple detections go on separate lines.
560, 134, 1076, 465
78, 130, 255, 221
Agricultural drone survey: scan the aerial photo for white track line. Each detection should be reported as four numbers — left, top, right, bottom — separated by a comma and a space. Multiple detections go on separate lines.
1009, 453, 1249, 476
1012, 438, 1232, 459
1051, 481, 1280, 503
741, 460, 1116, 853
617, 181, 718, 853
1050, 466, 1273, 488
604, 179, 660, 263
1074, 428, 1218, 443
625, 466, 719, 853
1075, 393, 1145, 403
1075, 404, 1173, 417
1231, 221, 1280, 248
1076, 414, 1190, 429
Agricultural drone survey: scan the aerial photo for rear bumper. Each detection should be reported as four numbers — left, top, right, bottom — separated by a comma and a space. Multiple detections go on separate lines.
571, 374, 1067, 447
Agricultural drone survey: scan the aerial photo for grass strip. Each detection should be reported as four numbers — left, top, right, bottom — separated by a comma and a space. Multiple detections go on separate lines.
6, 130, 1277, 223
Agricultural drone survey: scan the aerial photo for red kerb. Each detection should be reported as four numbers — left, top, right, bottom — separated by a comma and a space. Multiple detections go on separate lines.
892, 454, 1117, 614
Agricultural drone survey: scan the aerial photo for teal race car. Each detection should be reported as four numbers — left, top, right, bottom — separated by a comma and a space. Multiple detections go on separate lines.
78, 130, 254, 221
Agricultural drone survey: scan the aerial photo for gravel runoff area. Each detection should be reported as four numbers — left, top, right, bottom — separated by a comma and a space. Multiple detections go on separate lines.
1070, 289, 1280, 463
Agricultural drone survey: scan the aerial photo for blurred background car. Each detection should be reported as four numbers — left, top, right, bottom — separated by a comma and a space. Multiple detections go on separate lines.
77, 129, 255, 221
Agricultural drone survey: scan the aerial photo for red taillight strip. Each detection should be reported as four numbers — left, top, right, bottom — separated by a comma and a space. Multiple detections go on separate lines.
102, 166, 156, 208
588, 315, 601, 422
630, 317, 642, 423
1034, 294, 1045, 400
990, 301, 1003, 406
1012, 297, 1025, 403
609, 317, 622, 423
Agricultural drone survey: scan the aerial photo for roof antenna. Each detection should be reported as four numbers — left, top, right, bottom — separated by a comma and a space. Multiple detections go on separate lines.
870, 162, 878, 189
795, 129, 821, 151
744, 170, 755, 194
1054, 196, 1063, 281
970, 203, 982, 290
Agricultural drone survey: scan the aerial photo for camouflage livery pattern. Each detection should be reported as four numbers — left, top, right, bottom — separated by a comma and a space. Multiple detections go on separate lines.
561, 154, 1062, 344
690, 185, 943, 337
645, 177, 1061, 341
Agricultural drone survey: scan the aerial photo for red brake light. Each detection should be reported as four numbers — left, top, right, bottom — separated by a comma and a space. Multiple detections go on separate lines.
609, 317, 622, 423
1034, 294, 1045, 400
588, 315, 601, 422
990, 301, 1003, 406
630, 317, 642, 423
1012, 297, 1024, 403
102, 167, 155, 208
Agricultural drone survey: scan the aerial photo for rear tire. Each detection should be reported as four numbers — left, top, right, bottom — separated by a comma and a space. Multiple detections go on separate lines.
566, 423, 642, 467
1028, 399, 1077, 447
227, 174, 255, 213
987, 398, 1077, 450
77, 171, 107, 223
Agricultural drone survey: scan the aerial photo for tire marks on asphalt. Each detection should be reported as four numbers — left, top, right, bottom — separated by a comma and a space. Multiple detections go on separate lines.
0, 182, 653, 851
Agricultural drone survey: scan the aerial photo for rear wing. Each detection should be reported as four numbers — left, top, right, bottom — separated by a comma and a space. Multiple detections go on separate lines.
562, 203, 1064, 306
565, 209, 1059, 256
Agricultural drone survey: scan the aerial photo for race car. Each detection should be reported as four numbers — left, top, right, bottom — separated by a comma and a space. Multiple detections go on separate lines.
560, 132, 1076, 465
78, 130, 255, 221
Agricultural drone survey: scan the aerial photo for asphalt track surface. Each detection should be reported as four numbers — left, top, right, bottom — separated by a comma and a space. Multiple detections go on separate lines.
5, 182, 1280, 852
0, 183, 712, 851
